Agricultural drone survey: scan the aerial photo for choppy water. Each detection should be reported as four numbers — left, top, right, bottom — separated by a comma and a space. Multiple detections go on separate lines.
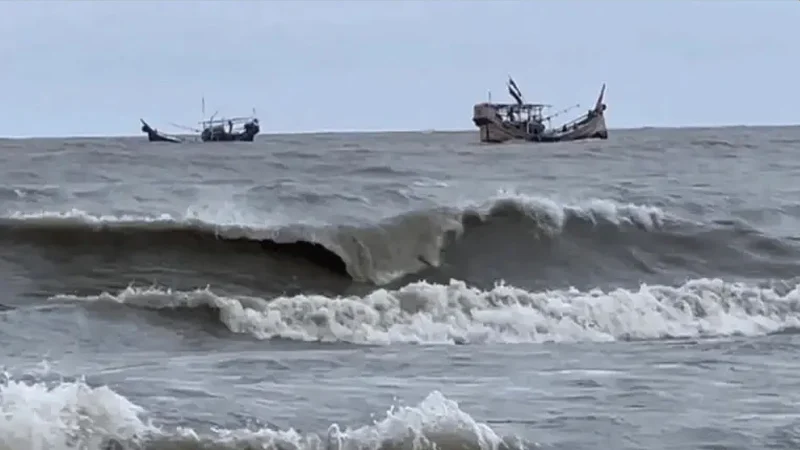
2, 126, 800, 450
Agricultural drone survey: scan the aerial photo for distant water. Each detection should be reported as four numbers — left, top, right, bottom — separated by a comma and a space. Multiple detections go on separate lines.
2, 126, 800, 450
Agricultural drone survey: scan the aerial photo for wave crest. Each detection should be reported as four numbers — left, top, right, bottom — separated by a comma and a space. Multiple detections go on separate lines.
0, 373, 518, 450
51, 277, 800, 345
0, 193, 669, 285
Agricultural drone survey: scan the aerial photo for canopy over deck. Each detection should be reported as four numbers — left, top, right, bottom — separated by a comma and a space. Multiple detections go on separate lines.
200, 116, 258, 127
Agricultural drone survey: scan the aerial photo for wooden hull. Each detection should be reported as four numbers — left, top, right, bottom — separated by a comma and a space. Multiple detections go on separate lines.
146, 132, 182, 143
474, 111, 608, 143
200, 130, 258, 142
140, 119, 182, 143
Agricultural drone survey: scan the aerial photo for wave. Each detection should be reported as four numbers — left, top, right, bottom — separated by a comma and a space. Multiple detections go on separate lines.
0, 374, 519, 450
50, 276, 800, 345
0, 193, 670, 286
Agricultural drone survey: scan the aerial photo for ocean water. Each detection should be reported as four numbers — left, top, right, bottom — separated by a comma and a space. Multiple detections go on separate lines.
1, 126, 800, 450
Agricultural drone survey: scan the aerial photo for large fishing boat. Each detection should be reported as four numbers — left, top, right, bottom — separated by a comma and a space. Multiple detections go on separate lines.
472, 77, 608, 143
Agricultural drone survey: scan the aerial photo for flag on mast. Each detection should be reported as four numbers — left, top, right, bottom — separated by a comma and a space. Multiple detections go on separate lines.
507, 76, 524, 105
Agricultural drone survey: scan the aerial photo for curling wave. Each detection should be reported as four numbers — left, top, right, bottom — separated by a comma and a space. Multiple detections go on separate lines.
0, 193, 669, 286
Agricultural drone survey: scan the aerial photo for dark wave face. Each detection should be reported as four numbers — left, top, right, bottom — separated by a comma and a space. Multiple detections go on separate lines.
3, 194, 800, 300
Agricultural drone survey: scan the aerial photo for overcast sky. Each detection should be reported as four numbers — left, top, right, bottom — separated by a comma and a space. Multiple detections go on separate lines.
1, 0, 798, 137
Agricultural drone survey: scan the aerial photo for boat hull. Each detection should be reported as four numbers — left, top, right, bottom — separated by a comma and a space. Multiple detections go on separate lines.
200, 131, 258, 142
473, 103, 608, 144
140, 119, 182, 143
147, 133, 182, 143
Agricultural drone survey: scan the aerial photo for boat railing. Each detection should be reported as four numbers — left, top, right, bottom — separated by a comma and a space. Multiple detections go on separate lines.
500, 108, 545, 122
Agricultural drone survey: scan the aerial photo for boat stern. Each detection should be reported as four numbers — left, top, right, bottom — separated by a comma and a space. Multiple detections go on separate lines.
472, 103, 514, 143
472, 103, 499, 127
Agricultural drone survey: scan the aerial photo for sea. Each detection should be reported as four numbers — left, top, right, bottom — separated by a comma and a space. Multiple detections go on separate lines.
1, 125, 799, 450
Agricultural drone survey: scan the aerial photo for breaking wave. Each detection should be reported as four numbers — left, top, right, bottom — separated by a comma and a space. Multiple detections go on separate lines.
0, 373, 521, 450
0, 193, 668, 285
50, 276, 800, 345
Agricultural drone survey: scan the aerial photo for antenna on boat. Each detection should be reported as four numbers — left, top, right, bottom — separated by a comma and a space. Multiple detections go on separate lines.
169, 122, 201, 133
488, 90, 492, 102
544, 103, 581, 123
201, 96, 206, 119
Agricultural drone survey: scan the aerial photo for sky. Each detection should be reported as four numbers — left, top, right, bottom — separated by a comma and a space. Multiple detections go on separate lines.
0, 0, 798, 137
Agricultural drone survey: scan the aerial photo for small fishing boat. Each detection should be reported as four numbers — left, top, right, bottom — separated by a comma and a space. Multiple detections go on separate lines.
140, 97, 260, 143
472, 76, 608, 143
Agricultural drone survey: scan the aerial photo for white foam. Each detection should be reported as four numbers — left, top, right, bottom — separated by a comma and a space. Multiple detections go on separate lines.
52, 277, 800, 345
2, 208, 312, 245
0, 373, 513, 450
0, 374, 153, 450
171, 390, 513, 450
412, 178, 450, 188
4, 190, 670, 240
464, 190, 669, 233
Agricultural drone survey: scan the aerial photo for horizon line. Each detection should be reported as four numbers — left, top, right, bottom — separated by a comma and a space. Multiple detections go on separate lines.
0, 122, 798, 140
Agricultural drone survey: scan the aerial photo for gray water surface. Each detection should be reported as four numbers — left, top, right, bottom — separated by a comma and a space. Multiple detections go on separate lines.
1, 126, 800, 450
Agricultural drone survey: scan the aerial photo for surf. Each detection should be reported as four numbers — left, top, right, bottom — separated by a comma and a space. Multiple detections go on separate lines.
1, 193, 796, 290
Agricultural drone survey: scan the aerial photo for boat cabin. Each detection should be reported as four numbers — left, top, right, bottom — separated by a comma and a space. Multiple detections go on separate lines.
201, 116, 257, 131
485, 103, 549, 135
492, 103, 549, 124
199, 115, 260, 142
